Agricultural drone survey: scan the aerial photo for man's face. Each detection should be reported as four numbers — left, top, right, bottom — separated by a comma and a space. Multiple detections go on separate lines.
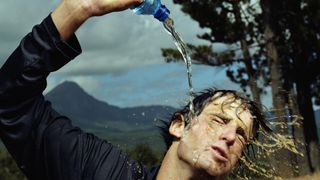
176, 94, 254, 177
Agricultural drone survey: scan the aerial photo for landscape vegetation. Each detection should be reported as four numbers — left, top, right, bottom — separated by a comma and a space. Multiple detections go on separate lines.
1, 0, 320, 179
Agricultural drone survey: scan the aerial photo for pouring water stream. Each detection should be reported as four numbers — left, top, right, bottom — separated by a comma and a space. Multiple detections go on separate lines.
163, 17, 194, 114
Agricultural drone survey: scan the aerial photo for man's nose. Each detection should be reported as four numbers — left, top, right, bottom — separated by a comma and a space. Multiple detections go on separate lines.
220, 125, 237, 146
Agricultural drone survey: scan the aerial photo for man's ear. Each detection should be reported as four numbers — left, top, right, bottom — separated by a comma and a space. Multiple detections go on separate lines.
169, 113, 185, 139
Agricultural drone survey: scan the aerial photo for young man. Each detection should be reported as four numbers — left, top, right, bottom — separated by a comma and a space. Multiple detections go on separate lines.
0, 0, 269, 179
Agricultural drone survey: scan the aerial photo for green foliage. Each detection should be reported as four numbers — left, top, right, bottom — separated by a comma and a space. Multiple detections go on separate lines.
94, 128, 166, 154
161, 47, 183, 63
161, 44, 234, 66
127, 143, 160, 166
0, 149, 27, 180
165, 0, 320, 175
163, 0, 268, 99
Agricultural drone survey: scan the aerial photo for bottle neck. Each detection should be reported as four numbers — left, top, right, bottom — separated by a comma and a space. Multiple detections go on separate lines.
153, 4, 170, 22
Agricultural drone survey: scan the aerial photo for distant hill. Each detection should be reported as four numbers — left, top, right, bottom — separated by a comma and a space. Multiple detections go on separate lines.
44, 81, 177, 151
45, 81, 176, 130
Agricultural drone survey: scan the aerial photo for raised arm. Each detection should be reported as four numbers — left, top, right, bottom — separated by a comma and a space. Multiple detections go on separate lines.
52, 0, 142, 40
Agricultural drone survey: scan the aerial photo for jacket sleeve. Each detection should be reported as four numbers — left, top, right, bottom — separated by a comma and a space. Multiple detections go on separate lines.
0, 14, 80, 178
0, 16, 147, 180
0, 14, 147, 180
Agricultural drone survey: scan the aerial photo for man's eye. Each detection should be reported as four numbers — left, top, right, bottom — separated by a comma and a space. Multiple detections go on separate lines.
236, 129, 248, 144
237, 134, 245, 141
212, 117, 225, 124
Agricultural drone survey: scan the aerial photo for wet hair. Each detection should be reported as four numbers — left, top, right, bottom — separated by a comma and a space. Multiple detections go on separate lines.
158, 88, 272, 150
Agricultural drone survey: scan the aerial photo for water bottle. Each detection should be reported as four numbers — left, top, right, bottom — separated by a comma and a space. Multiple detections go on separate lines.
131, 0, 170, 22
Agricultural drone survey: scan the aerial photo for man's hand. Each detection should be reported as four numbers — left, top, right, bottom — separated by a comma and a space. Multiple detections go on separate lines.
52, 0, 143, 40
76, 0, 143, 17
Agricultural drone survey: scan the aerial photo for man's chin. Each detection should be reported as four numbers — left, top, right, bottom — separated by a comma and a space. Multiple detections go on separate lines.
197, 160, 231, 178
190, 157, 232, 179
206, 169, 229, 177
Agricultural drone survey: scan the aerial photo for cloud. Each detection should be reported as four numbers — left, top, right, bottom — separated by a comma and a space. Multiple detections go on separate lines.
67, 63, 240, 108
0, 0, 216, 76
1, 0, 245, 108
67, 76, 101, 94
0, 0, 57, 65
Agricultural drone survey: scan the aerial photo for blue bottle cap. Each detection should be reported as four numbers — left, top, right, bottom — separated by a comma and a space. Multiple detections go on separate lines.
153, 4, 170, 22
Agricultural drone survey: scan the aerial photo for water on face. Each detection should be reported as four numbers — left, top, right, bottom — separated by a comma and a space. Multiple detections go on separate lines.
190, 100, 304, 179
163, 17, 194, 114
161, 17, 305, 180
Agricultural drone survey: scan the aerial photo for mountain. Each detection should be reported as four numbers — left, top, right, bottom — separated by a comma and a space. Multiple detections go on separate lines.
45, 81, 122, 129
45, 81, 176, 130
45, 81, 177, 151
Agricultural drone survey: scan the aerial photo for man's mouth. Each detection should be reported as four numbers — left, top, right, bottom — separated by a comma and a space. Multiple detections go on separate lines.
211, 145, 228, 162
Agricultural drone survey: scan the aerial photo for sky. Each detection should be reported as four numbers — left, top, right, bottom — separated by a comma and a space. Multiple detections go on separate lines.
0, 0, 271, 108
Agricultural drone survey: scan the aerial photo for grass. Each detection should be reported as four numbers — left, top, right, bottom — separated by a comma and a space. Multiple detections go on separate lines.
92, 121, 155, 132
93, 129, 166, 154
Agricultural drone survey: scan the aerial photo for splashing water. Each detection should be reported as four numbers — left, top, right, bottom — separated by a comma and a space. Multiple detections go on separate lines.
161, 17, 307, 180
229, 113, 305, 180
163, 17, 194, 114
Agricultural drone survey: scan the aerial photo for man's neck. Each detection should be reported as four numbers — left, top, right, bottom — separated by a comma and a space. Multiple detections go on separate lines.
156, 144, 218, 180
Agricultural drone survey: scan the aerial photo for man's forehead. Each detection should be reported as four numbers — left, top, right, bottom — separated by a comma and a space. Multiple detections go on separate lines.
209, 93, 248, 111
204, 96, 254, 126
204, 102, 253, 121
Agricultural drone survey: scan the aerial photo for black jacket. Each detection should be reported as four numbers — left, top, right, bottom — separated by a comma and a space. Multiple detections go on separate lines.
0, 15, 158, 180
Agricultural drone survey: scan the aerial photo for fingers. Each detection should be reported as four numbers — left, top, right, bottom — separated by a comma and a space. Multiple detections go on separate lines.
127, 0, 144, 7
108, 0, 144, 13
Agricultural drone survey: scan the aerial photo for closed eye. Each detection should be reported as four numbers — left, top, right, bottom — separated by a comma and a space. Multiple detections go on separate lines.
211, 116, 226, 125
236, 127, 248, 144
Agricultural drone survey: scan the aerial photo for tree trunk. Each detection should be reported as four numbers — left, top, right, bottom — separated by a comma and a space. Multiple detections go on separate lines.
296, 78, 320, 172
240, 39, 262, 107
288, 90, 311, 175
232, 1, 262, 107
287, 1, 320, 173
261, 0, 294, 177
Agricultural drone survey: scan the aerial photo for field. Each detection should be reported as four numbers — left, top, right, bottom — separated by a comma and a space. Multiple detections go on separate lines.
93, 128, 167, 154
